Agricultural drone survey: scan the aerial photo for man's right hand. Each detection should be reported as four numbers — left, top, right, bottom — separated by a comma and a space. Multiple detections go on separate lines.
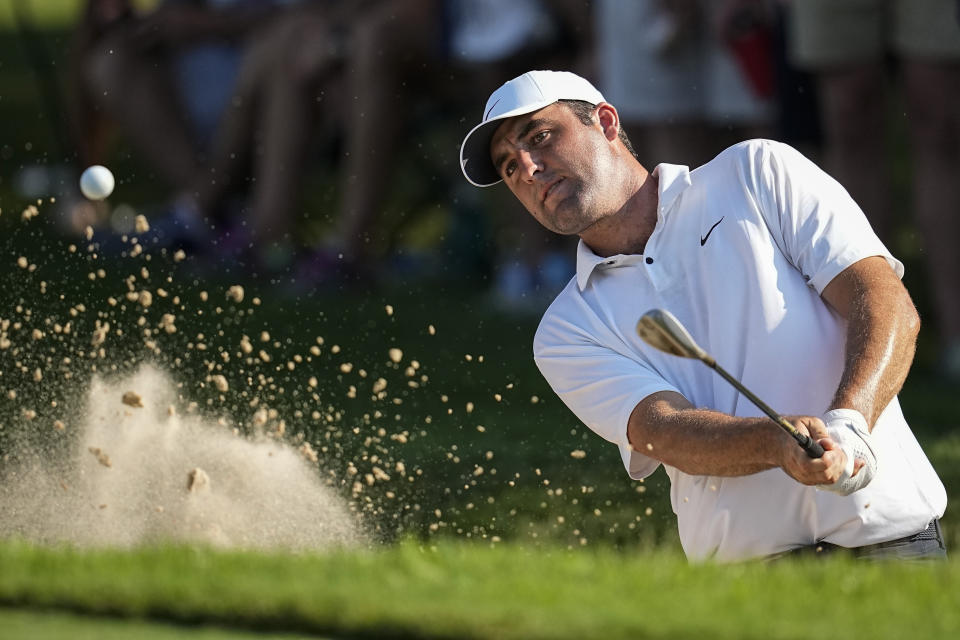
777, 416, 852, 486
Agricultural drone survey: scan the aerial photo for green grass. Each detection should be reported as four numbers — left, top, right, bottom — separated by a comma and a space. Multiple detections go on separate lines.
0, 1, 161, 28
2, 539, 959, 640
0, 1, 81, 30
0, 608, 325, 640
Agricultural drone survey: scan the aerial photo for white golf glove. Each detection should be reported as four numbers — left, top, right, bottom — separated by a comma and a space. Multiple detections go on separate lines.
817, 409, 878, 496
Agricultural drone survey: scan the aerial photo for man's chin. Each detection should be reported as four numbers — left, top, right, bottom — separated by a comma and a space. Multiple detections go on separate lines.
547, 201, 589, 235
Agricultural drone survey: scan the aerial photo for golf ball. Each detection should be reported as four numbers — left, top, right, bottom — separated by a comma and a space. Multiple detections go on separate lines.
79, 165, 115, 200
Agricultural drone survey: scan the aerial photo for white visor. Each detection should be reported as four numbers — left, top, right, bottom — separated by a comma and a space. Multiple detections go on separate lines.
459, 70, 606, 187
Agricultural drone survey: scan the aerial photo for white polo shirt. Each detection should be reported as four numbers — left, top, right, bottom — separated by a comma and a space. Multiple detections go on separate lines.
533, 139, 946, 562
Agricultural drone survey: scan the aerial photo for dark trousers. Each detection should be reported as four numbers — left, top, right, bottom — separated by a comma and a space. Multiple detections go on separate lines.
785, 519, 947, 561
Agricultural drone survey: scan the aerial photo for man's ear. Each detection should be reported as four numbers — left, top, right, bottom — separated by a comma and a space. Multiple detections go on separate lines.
596, 103, 620, 142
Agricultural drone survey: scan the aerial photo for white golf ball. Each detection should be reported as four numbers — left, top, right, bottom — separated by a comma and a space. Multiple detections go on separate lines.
79, 165, 115, 200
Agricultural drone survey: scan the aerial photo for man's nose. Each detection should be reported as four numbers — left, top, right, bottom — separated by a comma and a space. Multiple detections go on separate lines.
518, 150, 541, 181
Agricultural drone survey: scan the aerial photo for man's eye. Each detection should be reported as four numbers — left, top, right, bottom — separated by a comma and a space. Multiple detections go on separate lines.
504, 160, 517, 177
531, 131, 549, 144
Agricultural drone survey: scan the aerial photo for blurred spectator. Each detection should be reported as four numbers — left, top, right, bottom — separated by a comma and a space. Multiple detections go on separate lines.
69, 0, 592, 297
323, 0, 591, 297
185, 1, 348, 271
786, 0, 960, 380
67, 0, 291, 240
593, 0, 775, 170
176, 0, 584, 285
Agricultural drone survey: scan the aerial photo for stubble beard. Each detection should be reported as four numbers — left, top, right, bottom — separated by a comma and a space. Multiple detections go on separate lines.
545, 179, 598, 236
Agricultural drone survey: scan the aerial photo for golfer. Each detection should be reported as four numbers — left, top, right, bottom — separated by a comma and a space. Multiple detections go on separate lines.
460, 70, 947, 562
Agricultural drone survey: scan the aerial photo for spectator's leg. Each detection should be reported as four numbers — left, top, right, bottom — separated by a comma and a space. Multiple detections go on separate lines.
333, 0, 439, 263
903, 59, 960, 369
244, 13, 334, 252
82, 33, 199, 190
785, 0, 888, 234
189, 16, 291, 225
814, 64, 893, 241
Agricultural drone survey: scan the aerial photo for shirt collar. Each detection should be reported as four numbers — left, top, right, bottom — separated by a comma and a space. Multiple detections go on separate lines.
653, 162, 693, 215
574, 163, 693, 291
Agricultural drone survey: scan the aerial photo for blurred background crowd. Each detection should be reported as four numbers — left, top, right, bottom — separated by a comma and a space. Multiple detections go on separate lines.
3, 0, 960, 380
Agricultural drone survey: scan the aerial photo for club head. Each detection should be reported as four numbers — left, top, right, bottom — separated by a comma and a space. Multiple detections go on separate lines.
636, 309, 710, 362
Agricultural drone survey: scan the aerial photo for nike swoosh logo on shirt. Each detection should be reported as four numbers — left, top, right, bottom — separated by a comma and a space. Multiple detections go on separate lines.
700, 217, 725, 246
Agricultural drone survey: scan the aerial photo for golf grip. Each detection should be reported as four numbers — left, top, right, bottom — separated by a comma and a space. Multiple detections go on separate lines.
790, 427, 825, 459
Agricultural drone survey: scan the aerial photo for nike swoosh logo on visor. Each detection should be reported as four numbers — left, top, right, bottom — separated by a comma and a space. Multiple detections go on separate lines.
700, 217, 724, 246
485, 98, 502, 121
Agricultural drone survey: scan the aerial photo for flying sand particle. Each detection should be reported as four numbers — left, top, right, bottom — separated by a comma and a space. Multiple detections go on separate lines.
160, 314, 177, 334
121, 391, 143, 408
88, 447, 112, 468
299, 442, 319, 463
226, 285, 244, 303
210, 375, 229, 393
187, 468, 210, 492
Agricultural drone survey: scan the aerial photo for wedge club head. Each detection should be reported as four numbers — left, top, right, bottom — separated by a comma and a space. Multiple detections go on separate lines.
636, 309, 713, 365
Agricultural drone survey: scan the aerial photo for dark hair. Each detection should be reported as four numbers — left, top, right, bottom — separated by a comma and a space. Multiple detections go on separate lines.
560, 99, 638, 159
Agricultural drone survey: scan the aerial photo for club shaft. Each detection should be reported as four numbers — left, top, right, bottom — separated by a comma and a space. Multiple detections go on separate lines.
709, 363, 798, 434
707, 361, 824, 458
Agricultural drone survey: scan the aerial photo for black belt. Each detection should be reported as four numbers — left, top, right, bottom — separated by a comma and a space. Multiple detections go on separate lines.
783, 519, 943, 558
850, 518, 943, 550
904, 519, 942, 542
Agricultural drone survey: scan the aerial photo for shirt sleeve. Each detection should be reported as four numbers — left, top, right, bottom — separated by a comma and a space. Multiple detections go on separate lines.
744, 140, 903, 293
533, 300, 679, 479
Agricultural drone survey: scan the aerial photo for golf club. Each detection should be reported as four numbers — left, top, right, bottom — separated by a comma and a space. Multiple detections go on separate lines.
636, 308, 824, 458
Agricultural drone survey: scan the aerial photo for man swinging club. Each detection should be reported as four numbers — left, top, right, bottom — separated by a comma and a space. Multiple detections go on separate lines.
460, 70, 946, 561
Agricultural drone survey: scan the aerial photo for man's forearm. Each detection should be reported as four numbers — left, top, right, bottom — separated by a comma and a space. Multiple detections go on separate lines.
824, 258, 921, 428
628, 391, 849, 486
628, 393, 783, 477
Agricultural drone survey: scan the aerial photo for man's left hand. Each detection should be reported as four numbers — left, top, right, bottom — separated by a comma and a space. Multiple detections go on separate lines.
817, 409, 878, 496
